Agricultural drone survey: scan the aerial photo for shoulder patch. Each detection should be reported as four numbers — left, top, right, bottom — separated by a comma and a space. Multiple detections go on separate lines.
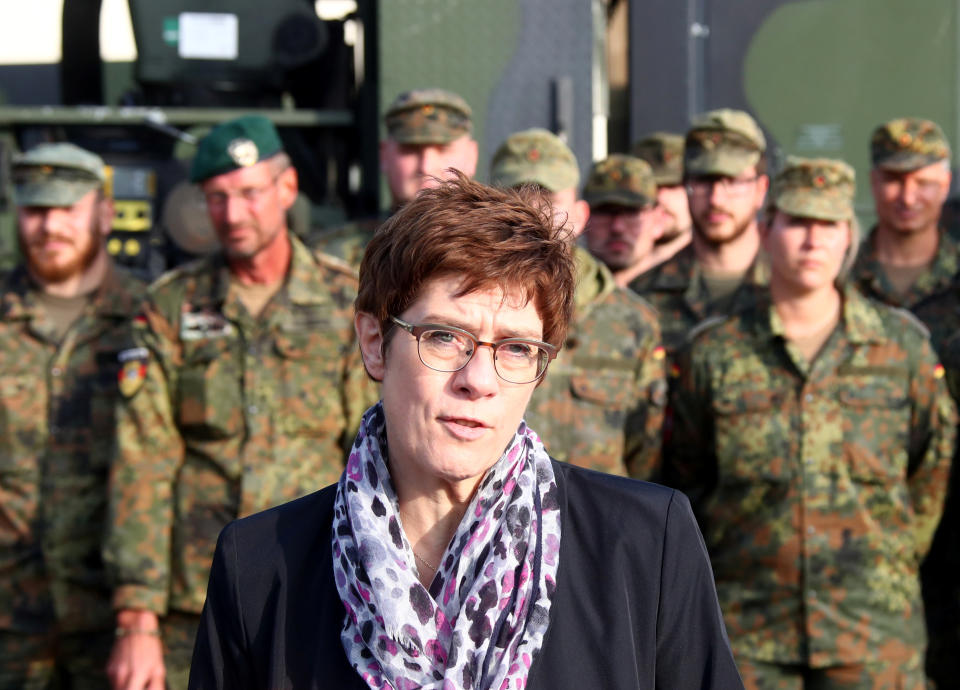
117, 347, 149, 397
686, 314, 729, 344
889, 306, 931, 339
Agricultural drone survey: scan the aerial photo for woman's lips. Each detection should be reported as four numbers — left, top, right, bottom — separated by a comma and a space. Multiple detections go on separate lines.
438, 416, 490, 441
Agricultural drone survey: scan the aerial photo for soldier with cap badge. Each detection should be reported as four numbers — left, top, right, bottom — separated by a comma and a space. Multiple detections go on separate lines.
629, 109, 771, 360
632, 131, 693, 272
852, 118, 957, 337
491, 130, 666, 478
312, 88, 478, 268
103, 115, 374, 690
664, 156, 956, 689
0, 142, 145, 688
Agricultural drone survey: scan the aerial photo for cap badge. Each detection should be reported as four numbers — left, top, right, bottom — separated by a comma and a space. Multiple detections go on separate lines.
898, 133, 913, 147
227, 138, 259, 168
813, 174, 826, 188
422, 105, 435, 115
528, 148, 541, 162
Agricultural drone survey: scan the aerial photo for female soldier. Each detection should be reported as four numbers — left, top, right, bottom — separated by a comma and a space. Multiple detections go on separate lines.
665, 157, 956, 689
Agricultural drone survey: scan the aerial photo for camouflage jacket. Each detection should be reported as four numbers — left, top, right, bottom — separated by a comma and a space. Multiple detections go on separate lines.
627, 243, 770, 357
104, 234, 374, 616
307, 215, 385, 270
0, 264, 146, 633
851, 226, 960, 309
524, 248, 666, 478
664, 286, 956, 667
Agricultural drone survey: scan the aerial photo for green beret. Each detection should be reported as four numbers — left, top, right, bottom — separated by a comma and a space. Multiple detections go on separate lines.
871, 117, 950, 171
685, 108, 766, 178
583, 155, 657, 209
632, 132, 685, 186
190, 115, 284, 183
384, 88, 473, 145
490, 128, 579, 192
13, 142, 106, 207
771, 156, 855, 222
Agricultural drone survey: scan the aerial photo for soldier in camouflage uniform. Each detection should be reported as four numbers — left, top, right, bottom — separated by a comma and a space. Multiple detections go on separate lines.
632, 131, 692, 271
312, 88, 477, 268
628, 109, 771, 358
490, 130, 666, 477
665, 156, 956, 688
104, 116, 374, 690
0, 143, 145, 688
852, 118, 958, 324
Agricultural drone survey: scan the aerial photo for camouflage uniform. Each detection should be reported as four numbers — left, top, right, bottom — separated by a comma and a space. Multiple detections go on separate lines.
665, 156, 957, 687
665, 286, 954, 680
851, 227, 960, 312
104, 233, 369, 614
632, 132, 685, 187
104, 117, 375, 687
308, 215, 384, 270
628, 244, 769, 356
852, 118, 957, 311
490, 129, 666, 477
628, 109, 770, 358
0, 143, 146, 689
524, 247, 666, 477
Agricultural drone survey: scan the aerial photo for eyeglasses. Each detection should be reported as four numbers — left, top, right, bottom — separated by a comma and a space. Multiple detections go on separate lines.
390, 316, 557, 384
204, 176, 279, 207
685, 176, 760, 198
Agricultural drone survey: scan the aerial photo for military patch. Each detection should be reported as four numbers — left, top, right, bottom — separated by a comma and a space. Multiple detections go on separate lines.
181, 309, 234, 341
652, 345, 666, 361
227, 138, 259, 167
117, 347, 149, 397
934, 363, 945, 379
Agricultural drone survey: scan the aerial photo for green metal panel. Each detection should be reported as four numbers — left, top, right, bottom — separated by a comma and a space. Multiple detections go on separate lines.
744, 0, 958, 225
378, 0, 521, 201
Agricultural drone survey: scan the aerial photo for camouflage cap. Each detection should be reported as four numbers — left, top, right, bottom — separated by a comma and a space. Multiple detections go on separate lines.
384, 88, 473, 145
685, 108, 766, 178
771, 156, 855, 222
490, 128, 579, 192
582, 155, 657, 209
12, 142, 106, 207
189, 115, 284, 183
632, 132, 685, 186
870, 117, 951, 171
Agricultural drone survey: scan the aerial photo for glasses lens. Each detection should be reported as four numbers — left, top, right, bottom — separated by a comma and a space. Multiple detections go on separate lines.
417, 328, 474, 372
494, 341, 550, 384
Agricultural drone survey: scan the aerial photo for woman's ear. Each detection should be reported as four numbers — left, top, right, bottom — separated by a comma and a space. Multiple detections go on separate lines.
355, 312, 386, 381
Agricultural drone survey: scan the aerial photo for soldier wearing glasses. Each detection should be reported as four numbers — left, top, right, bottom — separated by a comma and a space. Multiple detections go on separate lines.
103, 116, 373, 690
628, 109, 770, 358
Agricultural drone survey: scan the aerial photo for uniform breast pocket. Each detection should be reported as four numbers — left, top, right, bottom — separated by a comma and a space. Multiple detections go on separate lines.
273, 330, 344, 436
712, 388, 794, 482
178, 337, 244, 438
569, 370, 637, 410
836, 375, 910, 483
0, 374, 44, 472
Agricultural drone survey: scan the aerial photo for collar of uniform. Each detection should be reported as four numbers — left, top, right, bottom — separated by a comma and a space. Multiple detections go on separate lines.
0, 262, 143, 321
286, 233, 335, 306
89, 262, 146, 318
762, 283, 885, 344
639, 243, 697, 291
210, 232, 332, 311
573, 246, 616, 315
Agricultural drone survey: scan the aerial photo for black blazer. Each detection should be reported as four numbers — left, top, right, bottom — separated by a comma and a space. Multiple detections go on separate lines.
188, 462, 743, 689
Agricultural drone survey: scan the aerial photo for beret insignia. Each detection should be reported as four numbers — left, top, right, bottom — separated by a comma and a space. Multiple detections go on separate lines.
227, 138, 259, 168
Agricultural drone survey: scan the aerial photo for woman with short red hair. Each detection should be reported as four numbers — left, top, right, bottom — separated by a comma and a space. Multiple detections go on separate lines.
188, 173, 741, 689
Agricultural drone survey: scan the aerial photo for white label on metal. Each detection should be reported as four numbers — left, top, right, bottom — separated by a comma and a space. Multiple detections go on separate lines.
178, 13, 238, 60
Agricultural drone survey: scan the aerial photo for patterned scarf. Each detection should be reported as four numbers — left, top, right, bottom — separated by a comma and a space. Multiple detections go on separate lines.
332, 403, 562, 690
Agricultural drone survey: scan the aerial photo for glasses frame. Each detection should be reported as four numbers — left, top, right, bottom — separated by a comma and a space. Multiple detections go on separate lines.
390, 315, 558, 384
